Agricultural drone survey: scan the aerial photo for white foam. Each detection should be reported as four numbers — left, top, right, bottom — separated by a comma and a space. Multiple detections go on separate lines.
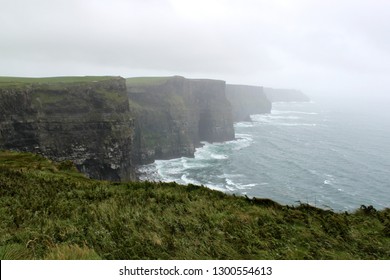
181, 174, 201, 185
276, 123, 317, 127
224, 177, 257, 190
235, 122, 254, 128
230, 133, 254, 150
225, 184, 236, 191
272, 110, 318, 115
250, 114, 271, 122
196, 144, 224, 159
269, 115, 301, 120
226, 178, 235, 186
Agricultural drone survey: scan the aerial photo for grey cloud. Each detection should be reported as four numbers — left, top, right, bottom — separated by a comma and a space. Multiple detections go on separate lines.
1, 0, 390, 97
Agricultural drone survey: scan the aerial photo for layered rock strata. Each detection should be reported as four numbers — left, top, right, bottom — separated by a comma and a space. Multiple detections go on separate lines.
127, 76, 234, 164
0, 77, 135, 181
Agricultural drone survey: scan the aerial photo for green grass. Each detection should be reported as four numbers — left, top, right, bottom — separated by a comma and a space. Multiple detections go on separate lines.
0, 76, 119, 84
0, 76, 121, 90
0, 151, 389, 260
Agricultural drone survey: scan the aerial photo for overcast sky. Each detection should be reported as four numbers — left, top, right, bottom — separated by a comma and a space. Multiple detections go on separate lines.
1, 0, 390, 97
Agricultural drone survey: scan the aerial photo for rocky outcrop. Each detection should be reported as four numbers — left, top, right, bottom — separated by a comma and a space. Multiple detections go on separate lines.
0, 77, 135, 181
226, 84, 272, 122
264, 88, 310, 102
127, 76, 234, 164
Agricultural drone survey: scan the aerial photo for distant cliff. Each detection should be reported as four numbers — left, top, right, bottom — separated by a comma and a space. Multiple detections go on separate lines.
264, 88, 310, 102
0, 76, 135, 181
127, 76, 234, 164
226, 84, 272, 122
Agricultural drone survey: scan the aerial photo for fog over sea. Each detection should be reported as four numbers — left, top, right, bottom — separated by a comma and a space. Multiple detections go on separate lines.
139, 95, 390, 211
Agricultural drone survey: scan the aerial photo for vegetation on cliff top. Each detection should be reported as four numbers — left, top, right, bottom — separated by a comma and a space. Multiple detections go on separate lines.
0, 76, 120, 85
0, 76, 123, 91
0, 151, 389, 260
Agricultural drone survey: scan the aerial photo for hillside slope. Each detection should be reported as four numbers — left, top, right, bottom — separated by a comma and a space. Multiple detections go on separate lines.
0, 151, 388, 260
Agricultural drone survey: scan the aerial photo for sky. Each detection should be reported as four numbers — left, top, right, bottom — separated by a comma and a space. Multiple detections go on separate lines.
1, 0, 390, 98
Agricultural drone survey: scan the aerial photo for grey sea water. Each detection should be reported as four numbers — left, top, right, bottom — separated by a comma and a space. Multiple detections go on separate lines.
139, 96, 390, 211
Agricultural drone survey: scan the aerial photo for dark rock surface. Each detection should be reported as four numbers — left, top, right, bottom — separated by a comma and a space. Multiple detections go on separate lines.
0, 77, 135, 181
127, 76, 234, 164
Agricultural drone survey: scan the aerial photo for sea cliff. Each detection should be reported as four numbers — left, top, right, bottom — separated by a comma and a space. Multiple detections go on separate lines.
0, 77, 135, 181
226, 84, 272, 122
1, 75, 306, 181
127, 76, 234, 164
1, 75, 237, 179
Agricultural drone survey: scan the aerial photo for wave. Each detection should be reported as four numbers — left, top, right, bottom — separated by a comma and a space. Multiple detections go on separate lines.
272, 110, 318, 115
234, 122, 255, 128
181, 174, 201, 186
266, 115, 302, 120
276, 123, 317, 127
225, 175, 258, 191
195, 142, 231, 161
249, 114, 317, 127
138, 134, 254, 187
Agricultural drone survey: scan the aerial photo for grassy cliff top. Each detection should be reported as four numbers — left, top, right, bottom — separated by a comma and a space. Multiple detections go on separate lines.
0, 76, 122, 89
0, 151, 389, 260
0, 76, 121, 83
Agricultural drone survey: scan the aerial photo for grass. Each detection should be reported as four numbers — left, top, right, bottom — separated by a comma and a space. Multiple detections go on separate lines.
0, 76, 122, 90
0, 76, 119, 84
0, 151, 389, 260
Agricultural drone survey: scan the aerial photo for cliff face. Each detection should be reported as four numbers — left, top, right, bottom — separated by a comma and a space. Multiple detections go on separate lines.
226, 84, 272, 122
0, 77, 135, 181
127, 76, 196, 164
191, 79, 235, 142
127, 76, 234, 164
264, 88, 310, 102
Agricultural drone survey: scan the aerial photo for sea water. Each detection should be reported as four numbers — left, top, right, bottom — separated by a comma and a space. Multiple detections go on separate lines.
139, 95, 390, 211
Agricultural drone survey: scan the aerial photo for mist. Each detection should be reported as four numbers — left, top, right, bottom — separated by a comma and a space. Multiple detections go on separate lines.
1, 0, 390, 100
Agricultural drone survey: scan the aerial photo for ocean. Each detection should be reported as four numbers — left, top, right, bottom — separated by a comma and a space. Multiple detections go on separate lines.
139, 95, 390, 211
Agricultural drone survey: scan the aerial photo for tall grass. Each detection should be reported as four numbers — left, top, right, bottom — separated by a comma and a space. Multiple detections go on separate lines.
0, 151, 389, 259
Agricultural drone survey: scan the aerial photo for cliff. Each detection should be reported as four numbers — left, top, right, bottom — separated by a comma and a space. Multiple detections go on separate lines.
0, 76, 135, 181
226, 84, 272, 122
1, 75, 308, 181
127, 76, 234, 164
0, 75, 236, 179
264, 87, 310, 102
